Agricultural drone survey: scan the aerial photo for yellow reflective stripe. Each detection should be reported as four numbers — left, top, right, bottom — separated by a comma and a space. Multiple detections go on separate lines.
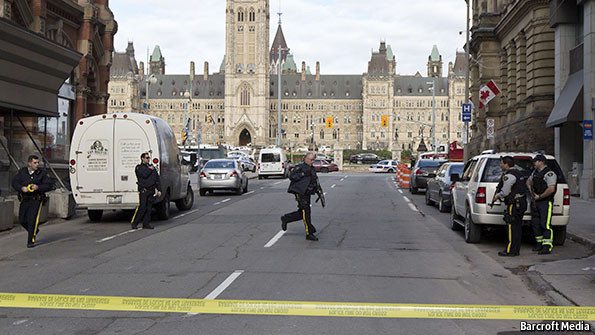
32, 202, 43, 243
543, 201, 554, 248
0, 292, 593, 320
506, 205, 512, 253
302, 209, 309, 235
130, 206, 140, 224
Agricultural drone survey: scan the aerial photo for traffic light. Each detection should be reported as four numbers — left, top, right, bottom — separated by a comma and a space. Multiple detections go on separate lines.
325, 116, 333, 128
181, 129, 188, 143
381, 115, 389, 127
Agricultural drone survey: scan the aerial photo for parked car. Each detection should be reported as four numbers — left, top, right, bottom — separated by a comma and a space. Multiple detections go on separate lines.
313, 159, 339, 173
316, 153, 331, 161
409, 159, 447, 194
369, 160, 399, 173
425, 162, 464, 212
258, 147, 289, 179
199, 159, 248, 196
349, 153, 380, 164
451, 152, 570, 244
237, 156, 256, 172
318, 145, 333, 154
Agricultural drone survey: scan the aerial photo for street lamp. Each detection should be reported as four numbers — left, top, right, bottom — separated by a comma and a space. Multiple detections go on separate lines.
464, 0, 471, 147
426, 79, 437, 158
143, 73, 157, 113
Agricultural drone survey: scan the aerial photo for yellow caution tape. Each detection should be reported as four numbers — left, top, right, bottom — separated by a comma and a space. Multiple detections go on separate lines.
0, 293, 593, 320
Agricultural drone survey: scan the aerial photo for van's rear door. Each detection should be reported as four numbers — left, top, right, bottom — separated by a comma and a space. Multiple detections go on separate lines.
74, 118, 115, 193
260, 153, 283, 173
114, 118, 153, 192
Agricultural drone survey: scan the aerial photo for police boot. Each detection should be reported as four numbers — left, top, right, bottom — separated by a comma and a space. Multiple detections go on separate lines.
280, 215, 288, 231
306, 234, 318, 241
498, 251, 519, 257
532, 244, 543, 252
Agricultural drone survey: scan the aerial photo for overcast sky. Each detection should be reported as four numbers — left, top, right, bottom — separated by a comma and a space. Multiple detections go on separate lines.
110, 0, 467, 76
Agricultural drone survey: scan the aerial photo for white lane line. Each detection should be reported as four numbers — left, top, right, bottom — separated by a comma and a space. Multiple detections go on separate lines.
172, 208, 200, 219
331, 184, 336, 188
244, 190, 255, 195
260, 187, 265, 189
274, 181, 282, 185
97, 229, 139, 243
343, 175, 349, 179
398, 189, 403, 194
403, 196, 411, 203
264, 230, 286, 248
324, 192, 327, 195
408, 203, 418, 212
204, 270, 244, 300
220, 198, 231, 203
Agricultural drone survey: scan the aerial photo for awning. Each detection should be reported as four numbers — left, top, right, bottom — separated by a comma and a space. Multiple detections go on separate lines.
0, 18, 82, 117
546, 70, 584, 127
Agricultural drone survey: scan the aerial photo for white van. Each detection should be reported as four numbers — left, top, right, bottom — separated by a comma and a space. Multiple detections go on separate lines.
258, 147, 288, 179
69, 112, 194, 222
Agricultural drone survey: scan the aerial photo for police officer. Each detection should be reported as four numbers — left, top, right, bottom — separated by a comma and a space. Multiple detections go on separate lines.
281, 152, 319, 241
131, 153, 161, 229
491, 156, 528, 257
527, 154, 557, 254
11, 155, 52, 248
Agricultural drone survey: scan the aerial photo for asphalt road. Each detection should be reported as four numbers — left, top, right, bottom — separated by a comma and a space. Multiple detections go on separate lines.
0, 173, 591, 334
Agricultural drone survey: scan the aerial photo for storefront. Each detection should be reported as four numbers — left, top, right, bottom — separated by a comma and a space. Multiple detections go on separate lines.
0, 18, 81, 195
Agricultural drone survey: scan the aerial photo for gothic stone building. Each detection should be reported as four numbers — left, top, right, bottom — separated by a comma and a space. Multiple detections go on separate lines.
110, 0, 466, 159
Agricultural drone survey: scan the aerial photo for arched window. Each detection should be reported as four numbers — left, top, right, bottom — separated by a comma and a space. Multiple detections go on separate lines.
249, 8, 255, 21
320, 129, 325, 140
332, 129, 337, 140
238, 8, 244, 22
240, 84, 251, 106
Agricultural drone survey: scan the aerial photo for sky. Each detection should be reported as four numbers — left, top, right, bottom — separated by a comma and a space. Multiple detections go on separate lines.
110, 0, 468, 76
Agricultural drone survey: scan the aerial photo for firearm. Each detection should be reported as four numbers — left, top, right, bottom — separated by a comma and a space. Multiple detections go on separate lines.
314, 179, 326, 208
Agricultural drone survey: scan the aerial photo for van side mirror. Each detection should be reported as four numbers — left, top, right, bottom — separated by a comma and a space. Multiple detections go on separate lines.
450, 173, 460, 182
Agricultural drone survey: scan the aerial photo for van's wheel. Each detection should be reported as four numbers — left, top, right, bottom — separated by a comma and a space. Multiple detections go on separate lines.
199, 189, 207, 196
451, 206, 463, 231
258, 175, 263, 180
175, 185, 194, 210
155, 192, 170, 220
243, 180, 248, 193
553, 226, 567, 246
464, 207, 481, 243
88, 210, 103, 222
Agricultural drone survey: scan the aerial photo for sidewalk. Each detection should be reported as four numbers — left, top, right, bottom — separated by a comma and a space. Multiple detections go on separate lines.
566, 197, 595, 247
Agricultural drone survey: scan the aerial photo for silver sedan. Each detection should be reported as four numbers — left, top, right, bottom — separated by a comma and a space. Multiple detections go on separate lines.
199, 159, 248, 196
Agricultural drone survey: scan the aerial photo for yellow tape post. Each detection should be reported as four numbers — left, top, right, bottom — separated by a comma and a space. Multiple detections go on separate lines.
0, 293, 593, 320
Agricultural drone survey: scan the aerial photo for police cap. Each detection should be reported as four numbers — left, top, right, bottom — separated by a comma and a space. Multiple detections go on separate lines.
532, 154, 547, 162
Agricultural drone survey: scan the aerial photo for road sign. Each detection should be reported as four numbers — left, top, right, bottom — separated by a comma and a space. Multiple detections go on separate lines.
486, 118, 495, 139
584, 120, 593, 140
462, 103, 472, 122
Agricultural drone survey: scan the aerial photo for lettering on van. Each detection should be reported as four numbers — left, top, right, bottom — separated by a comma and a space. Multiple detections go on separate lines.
86, 140, 109, 172
119, 139, 143, 169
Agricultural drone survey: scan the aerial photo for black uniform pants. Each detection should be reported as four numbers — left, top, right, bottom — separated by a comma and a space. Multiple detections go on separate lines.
532, 200, 554, 251
131, 188, 156, 228
283, 194, 316, 236
503, 200, 525, 254
19, 199, 43, 244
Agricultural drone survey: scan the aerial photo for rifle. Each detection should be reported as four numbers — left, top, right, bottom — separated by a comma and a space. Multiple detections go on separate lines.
314, 179, 326, 208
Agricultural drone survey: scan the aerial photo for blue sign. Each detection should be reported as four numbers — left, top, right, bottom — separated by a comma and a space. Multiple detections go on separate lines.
584, 120, 593, 140
462, 103, 472, 122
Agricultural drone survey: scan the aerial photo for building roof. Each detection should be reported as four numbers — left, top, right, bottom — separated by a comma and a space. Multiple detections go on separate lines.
282, 53, 297, 72
270, 24, 289, 64
270, 74, 363, 100
394, 76, 448, 96
386, 45, 394, 61
111, 52, 138, 78
451, 52, 467, 76
151, 45, 163, 62
142, 74, 226, 100
430, 45, 441, 61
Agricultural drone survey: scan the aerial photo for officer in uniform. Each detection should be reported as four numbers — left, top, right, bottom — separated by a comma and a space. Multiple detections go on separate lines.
527, 154, 557, 254
131, 153, 161, 229
491, 156, 528, 257
281, 152, 319, 241
11, 155, 52, 248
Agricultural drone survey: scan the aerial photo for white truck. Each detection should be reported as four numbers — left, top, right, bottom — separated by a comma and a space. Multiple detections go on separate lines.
258, 147, 289, 179
69, 112, 194, 222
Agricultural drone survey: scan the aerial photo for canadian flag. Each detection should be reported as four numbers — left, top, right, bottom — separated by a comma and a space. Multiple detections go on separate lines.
478, 80, 501, 109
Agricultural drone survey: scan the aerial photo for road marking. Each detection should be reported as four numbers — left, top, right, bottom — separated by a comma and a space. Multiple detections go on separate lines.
402, 196, 411, 203
260, 187, 265, 189
264, 230, 286, 248
173, 209, 200, 219
274, 181, 282, 185
96, 229, 140, 243
324, 192, 327, 195
220, 198, 231, 203
331, 184, 336, 188
340, 178, 345, 181
204, 270, 244, 300
244, 191, 255, 195
408, 203, 418, 212
213, 202, 221, 205
0, 292, 592, 320
398, 190, 403, 194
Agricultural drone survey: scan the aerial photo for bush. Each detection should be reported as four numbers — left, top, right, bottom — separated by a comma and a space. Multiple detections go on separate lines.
343, 149, 392, 162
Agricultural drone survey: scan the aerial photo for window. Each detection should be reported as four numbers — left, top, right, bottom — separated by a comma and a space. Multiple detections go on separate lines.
237, 9, 244, 22
320, 129, 325, 139
240, 85, 251, 106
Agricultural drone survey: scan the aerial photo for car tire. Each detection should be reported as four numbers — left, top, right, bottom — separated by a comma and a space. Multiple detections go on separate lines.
243, 180, 248, 193
451, 206, 463, 231
410, 186, 418, 194
258, 175, 263, 180
387, 168, 395, 173
155, 192, 170, 220
88, 210, 103, 222
553, 226, 567, 246
199, 189, 207, 196
321, 167, 329, 173
175, 185, 194, 211
425, 190, 432, 206
438, 193, 449, 213
464, 206, 481, 243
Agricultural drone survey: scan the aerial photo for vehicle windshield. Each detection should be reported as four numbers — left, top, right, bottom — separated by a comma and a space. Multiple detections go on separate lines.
261, 153, 281, 163
450, 164, 464, 176
204, 160, 235, 169
418, 160, 446, 168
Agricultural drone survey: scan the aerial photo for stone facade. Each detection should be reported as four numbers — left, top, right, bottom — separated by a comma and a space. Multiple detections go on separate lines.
468, 0, 555, 155
107, 42, 141, 113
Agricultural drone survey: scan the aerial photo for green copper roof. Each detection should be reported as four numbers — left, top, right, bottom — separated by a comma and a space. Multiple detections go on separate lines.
306, 65, 311, 75
430, 45, 440, 61
282, 53, 297, 72
151, 46, 162, 62
386, 45, 394, 60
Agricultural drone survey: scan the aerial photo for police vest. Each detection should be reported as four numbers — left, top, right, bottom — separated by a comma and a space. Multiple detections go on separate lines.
532, 166, 556, 201
497, 169, 528, 205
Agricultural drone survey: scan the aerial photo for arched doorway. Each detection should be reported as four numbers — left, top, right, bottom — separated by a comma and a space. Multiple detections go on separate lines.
239, 128, 251, 146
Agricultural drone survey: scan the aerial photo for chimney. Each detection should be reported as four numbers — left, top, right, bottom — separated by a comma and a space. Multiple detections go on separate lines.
190, 61, 195, 80
301, 61, 306, 81
315, 61, 320, 81
139, 61, 145, 78
204, 61, 209, 80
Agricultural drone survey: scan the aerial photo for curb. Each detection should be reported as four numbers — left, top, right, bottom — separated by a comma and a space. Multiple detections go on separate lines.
566, 231, 595, 252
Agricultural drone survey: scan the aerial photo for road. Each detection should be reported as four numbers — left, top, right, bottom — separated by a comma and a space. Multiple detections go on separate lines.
0, 173, 591, 334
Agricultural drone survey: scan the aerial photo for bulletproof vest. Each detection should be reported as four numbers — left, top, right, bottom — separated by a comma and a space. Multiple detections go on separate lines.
532, 166, 556, 201
497, 169, 528, 205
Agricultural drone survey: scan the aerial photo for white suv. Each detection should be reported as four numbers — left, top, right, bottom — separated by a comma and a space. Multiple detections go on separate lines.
451, 152, 570, 244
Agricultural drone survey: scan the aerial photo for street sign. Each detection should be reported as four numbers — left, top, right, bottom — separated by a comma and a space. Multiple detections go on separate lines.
486, 118, 495, 139
462, 103, 472, 122
584, 120, 593, 140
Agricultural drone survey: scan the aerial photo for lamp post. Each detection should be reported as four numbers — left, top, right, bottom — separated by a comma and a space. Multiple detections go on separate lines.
143, 73, 157, 113
426, 79, 437, 157
464, 0, 470, 147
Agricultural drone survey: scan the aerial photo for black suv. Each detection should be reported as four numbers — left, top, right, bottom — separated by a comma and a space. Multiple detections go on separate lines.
349, 153, 380, 164
409, 159, 447, 194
